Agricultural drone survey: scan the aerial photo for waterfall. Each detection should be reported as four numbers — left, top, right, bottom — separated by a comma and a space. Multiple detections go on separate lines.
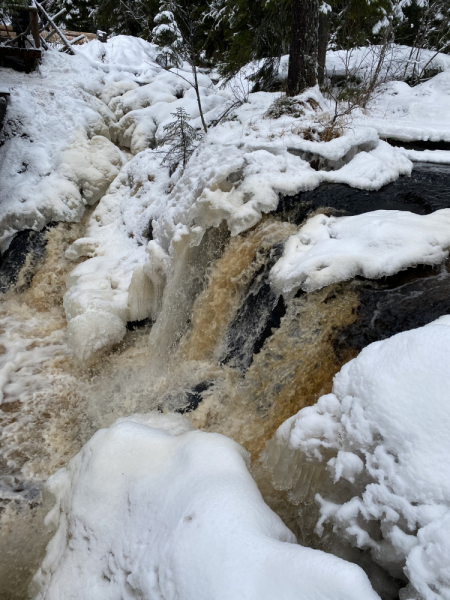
2, 167, 450, 599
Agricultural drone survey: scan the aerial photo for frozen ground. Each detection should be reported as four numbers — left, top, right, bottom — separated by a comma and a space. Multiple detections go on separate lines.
267, 317, 450, 600
32, 413, 379, 600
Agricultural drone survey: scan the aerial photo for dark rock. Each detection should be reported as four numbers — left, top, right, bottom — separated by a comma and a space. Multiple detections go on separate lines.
174, 380, 215, 413
220, 243, 286, 371
0, 229, 48, 293
335, 261, 450, 354
276, 163, 450, 225
384, 138, 450, 152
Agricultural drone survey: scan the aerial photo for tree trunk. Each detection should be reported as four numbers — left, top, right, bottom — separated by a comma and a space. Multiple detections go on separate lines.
286, 0, 320, 96
317, 10, 329, 86
192, 63, 208, 133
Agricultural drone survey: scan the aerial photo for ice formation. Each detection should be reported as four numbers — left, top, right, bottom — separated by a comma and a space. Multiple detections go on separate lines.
266, 319, 450, 600
32, 413, 380, 600
270, 209, 450, 296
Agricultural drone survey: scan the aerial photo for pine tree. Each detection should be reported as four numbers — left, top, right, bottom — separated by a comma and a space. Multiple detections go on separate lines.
160, 107, 202, 174
287, 0, 320, 95
215, 0, 292, 91
93, 0, 160, 38
152, 0, 210, 132
47, 0, 96, 32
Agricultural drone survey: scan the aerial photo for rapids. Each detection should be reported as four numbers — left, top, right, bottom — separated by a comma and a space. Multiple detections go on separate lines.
1, 163, 450, 599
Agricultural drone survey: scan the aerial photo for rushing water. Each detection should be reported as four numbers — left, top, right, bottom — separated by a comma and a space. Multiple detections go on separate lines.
1, 163, 450, 599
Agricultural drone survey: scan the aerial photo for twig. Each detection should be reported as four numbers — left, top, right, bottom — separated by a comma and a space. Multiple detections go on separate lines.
210, 100, 242, 127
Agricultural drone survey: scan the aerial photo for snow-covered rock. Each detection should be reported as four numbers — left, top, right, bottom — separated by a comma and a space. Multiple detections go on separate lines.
270, 209, 450, 296
266, 319, 450, 600
360, 72, 450, 144
77, 35, 160, 73
0, 50, 127, 247
32, 413, 380, 600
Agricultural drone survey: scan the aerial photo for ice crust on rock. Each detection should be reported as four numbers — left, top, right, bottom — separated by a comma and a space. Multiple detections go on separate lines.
270, 209, 450, 296
270, 319, 450, 600
32, 413, 380, 600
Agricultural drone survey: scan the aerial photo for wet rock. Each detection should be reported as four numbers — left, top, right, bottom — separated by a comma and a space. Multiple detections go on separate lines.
385, 138, 450, 152
221, 243, 286, 371
276, 163, 450, 225
336, 261, 450, 354
0, 228, 48, 293
174, 381, 215, 414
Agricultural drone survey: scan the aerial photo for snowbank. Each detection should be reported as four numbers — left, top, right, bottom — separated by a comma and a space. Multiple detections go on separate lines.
32, 413, 379, 600
78, 35, 159, 73
326, 45, 450, 82
0, 49, 130, 247
267, 319, 450, 600
63, 150, 171, 359
270, 209, 450, 296
359, 72, 450, 144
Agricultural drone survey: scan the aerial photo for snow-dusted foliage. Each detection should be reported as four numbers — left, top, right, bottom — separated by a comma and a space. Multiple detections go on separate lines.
160, 107, 203, 173
31, 413, 380, 600
266, 318, 450, 600
270, 209, 450, 296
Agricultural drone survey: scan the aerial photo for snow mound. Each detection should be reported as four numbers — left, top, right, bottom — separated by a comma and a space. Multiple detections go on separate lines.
268, 319, 450, 600
32, 413, 380, 600
115, 87, 226, 154
270, 209, 450, 296
77, 35, 159, 72
359, 72, 450, 144
67, 311, 126, 362
0, 50, 128, 246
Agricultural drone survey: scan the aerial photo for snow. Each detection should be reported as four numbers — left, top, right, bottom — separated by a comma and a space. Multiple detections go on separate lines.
3, 35, 449, 363
398, 148, 450, 165
63, 150, 171, 358
325, 45, 450, 82
227, 47, 450, 147
77, 35, 160, 72
358, 72, 450, 144
32, 413, 380, 600
270, 319, 450, 600
0, 50, 126, 248
270, 209, 450, 296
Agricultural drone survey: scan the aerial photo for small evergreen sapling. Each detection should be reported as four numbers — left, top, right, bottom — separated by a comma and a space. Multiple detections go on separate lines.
160, 107, 202, 174
152, 0, 209, 132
